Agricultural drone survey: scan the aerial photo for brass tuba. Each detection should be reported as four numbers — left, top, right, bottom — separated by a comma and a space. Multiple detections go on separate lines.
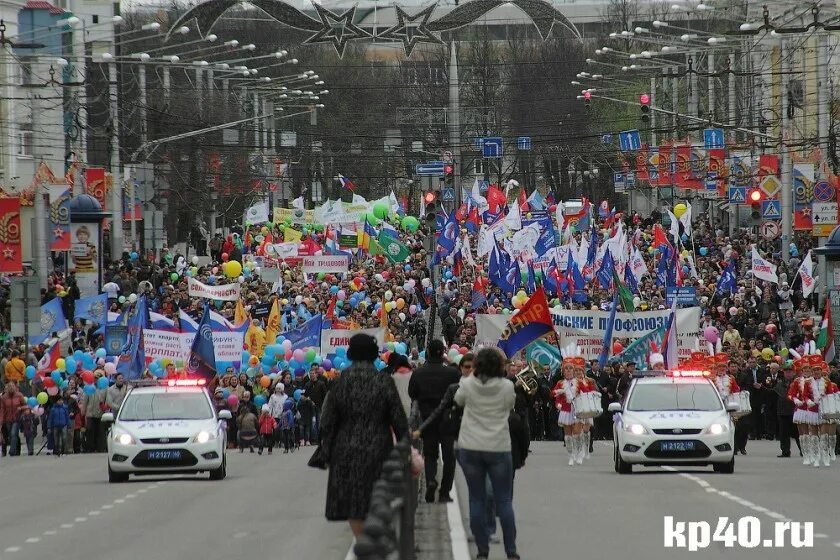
515, 365, 539, 396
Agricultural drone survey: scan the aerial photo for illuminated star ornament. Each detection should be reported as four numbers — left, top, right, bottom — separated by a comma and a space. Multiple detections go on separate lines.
305, 4, 371, 57
379, 5, 442, 56
2, 248, 14, 259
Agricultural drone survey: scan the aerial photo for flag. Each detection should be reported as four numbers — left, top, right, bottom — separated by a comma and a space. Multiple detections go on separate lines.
610, 324, 667, 369
380, 221, 399, 240
73, 293, 108, 325
569, 258, 587, 303
282, 314, 323, 350
291, 196, 304, 210
235, 299, 249, 326
661, 299, 679, 368
30, 297, 67, 345
149, 312, 176, 330
117, 295, 150, 379
598, 293, 619, 368
565, 198, 591, 231
751, 246, 778, 283
434, 211, 458, 264
715, 260, 738, 296
488, 245, 516, 293
284, 227, 302, 243
613, 269, 635, 312
598, 200, 610, 219
596, 250, 615, 290
678, 203, 693, 237
486, 184, 506, 214
796, 250, 817, 297
624, 262, 639, 295
357, 218, 376, 252
816, 306, 836, 363
380, 300, 389, 333
186, 304, 217, 382
526, 190, 546, 211
504, 202, 522, 231
497, 286, 554, 358
377, 230, 410, 263
526, 340, 562, 371
265, 299, 281, 344
245, 321, 267, 357
470, 179, 489, 214
37, 341, 61, 374
526, 261, 537, 293
337, 174, 355, 191
471, 278, 487, 310
655, 246, 669, 287
245, 201, 269, 225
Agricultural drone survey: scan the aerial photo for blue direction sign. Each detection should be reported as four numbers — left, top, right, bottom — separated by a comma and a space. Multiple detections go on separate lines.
601, 133, 613, 145
705, 172, 718, 192
482, 137, 503, 158
473, 137, 484, 151
761, 199, 781, 220
618, 130, 641, 152
415, 161, 445, 176
728, 186, 746, 204
703, 128, 725, 149
517, 136, 532, 151
626, 172, 636, 189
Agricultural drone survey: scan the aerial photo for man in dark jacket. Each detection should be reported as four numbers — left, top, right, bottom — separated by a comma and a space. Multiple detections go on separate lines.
736, 356, 765, 453
303, 366, 329, 443
408, 339, 460, 503
775, 364, 800, 458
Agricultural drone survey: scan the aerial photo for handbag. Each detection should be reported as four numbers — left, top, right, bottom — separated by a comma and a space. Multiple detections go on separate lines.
307, 445, 328, 470
409, 446, 424, 478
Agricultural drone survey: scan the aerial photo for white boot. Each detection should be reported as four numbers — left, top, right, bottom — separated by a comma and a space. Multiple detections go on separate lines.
566, 434, 576, 466
575, 434, 585, 465
802, 435, 813, 466
830, 434, 837, 463
821, 434, 831, 467
584, 432, 591, 460
812, 435, 821, 468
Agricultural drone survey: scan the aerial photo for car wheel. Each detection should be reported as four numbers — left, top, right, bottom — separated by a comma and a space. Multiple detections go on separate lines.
209, 456, 226, 480
108, 465, 129, 483
614, 444, 632, 474
713, 458, 735, 474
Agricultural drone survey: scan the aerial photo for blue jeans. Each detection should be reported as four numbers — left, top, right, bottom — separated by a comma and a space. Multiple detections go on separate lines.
458, 449, 517, 557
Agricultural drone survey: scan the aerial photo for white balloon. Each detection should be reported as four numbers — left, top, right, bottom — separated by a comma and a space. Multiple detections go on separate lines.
128, 293, 138, 303
295, 295, 304, 305
238, 276, 246, 283
457, 308, 465, 319
398, 312, 406, 321
191, 256, 199, 265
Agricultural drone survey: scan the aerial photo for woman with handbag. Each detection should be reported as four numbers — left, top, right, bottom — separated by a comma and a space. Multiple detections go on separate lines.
316, 333, 408, 537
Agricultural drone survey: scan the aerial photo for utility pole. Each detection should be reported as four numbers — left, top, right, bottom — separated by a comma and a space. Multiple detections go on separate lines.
815, 33, 830, 294
448, 41, 461, 207
728, 52, 737, 237
707, 51, 715, 119
109, 60, 124, 259
780, 39, 792, 261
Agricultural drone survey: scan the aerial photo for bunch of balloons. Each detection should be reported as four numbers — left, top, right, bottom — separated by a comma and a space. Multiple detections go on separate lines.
511, 290, 530, 309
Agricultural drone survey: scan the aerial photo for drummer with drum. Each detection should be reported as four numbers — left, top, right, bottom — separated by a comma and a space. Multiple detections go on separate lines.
787, 354, 838, 468
552, 348, 601, 466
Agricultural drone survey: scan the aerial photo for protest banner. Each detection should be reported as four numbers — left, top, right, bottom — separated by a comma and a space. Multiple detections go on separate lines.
320, 327, 385, 355
187, 277, 241, 301
302, 255, 350, 274
143, 329, 245, 367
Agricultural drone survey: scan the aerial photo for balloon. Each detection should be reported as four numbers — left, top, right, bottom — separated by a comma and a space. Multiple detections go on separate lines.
322, 359, 333, 370
260, 376, 271, 388
384, 290, 393, 301
25, 365, 36, 380
703, 326, 719, 344
56, 358, 66, 372
673, 203, 687, 218
728, 306, 738, 317
337, 290, 346, 301
305, 349, 317, 363
227, 394, 239, 407
84, 384, 95, 395
27, 396, 38, 408
65, 357, 77, 374
765, 324, 777, 334
36, 392, 48, 405
46, 386, 58, 396
192, 255, 200, 265
293, 349, 305, 362
699, 247, 708, 256
95, 348, 107, 358
365, 212, 381, 226
170, 273, 179, 282
254, 395, 267, 407
96, 376, 109, 389
613, 342, 624, 354
409, 305, 417, 315
104, 362, 117, 375
221, 252, 229, 262
373, 202, 389, 220
398, 312, 406, 321
224, 261, 242, 278
396, 298, 406, 310
761, 348, 775, 361
401, 216, 420, 232
130, 251, 139, 260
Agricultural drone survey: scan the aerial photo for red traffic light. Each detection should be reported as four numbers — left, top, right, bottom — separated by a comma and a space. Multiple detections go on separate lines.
748, 188, 763, 203
583, 91, 592, 100
639, 93, 650, 105
424, 191, 436, 204
444, 164, 454, 175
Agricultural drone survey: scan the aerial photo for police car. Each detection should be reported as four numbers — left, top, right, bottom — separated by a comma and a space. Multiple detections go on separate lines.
610, 371, 737, 474
103, 379, 231, 483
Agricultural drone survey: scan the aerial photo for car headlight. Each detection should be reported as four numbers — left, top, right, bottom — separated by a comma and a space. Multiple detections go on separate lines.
625, 423, 648, 435
706, 423, 729, 435
193, 430, 217, 444
112, 430, 136, 445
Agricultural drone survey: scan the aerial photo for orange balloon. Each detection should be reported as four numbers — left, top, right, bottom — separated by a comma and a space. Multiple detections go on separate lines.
259, 376, 271, 388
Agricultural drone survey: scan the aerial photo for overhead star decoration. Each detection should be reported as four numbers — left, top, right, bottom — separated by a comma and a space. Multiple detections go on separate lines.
305, 4, 371, 56
379, 5, 442, 56
2, 248, 14, 259
53, 227, 65, 239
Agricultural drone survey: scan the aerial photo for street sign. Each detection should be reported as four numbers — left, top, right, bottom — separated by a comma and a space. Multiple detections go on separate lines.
618, 130, 641, 152
441, 150, 453, 164
482, 137, 503, 158
705, 172, 718, 192
441, 187, 455, 201
517, 137, 532, 151
473, 137, 484, 151
813, 180, 835, 202
601, 134, 613, 145
728, 186, 746, 204
9, 277, 41, 339
761, 199, 781, 220
812, 202, 839, 236
760, 220, 780, 240
415, 161, 445, 176
759, 175, 781, 199
613, 172, 626, 193
703, 128, 725, 149
626, 172, 636, 189
666, 286, 697, 306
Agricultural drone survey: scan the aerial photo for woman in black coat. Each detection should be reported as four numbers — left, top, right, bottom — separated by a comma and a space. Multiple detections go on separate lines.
319, 333, 408, 537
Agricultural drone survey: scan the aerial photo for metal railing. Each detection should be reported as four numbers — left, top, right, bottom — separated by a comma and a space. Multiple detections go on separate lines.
353, 439, 418, 560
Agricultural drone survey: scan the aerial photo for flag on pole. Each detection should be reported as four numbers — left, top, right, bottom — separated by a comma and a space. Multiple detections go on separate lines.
235, 299, 249, 326
186, 304, 217, 382
796, 250, 817, 297
816, 305, 836, 364
265, 299, 281, 344
598, 293, 619, 368
497, 286, 554, 358
612, 269, 635, 311
751, 245, 778, 283
337, 174, 355, 192
376, 230, 410, 263
661, 299, 679, 368
117, 295, 150, 379
245, 201, 270, 225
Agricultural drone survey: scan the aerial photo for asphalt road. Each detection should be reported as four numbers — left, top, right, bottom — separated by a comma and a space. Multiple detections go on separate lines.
453, 440, 840, 560
0, 448, 352, 560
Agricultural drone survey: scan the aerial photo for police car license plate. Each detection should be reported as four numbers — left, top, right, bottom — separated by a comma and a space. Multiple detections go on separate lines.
660, 441, 695, 452
147, 450, 182, 460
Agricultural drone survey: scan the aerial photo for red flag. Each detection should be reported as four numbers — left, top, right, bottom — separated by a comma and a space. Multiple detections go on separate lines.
518, 188, 529, 212
497, 286, 554, 358
487, 185, 506, 214
635, 144, 650, 182
658, 143, 672, 185
37, 342, 61, 375
326, 296, 337, 320
455, 202, 468, 222
653, 223, 670, 249
85, 167, 107, 210
0, 198, 23, 274
472, 277, 487, 296
674, 145, 703, 189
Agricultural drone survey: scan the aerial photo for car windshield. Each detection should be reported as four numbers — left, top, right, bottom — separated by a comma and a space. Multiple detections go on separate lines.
119, 392, 213, 421
627, 382, 722, 412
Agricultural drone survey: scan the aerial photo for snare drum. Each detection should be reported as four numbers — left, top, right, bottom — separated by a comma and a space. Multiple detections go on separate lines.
728, 392, 751, 419
573, 392, 603, 419
819, 393, 840, 420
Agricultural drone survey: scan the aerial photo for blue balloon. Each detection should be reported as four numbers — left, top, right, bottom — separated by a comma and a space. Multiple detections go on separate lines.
25, 365, 36, 380
95, 348, 107, 358
294, 367, 305, 377
276, 336, 286, 345
83, 384, 96, 396
699, 247, 708, 256
51, 370, 62, 383
374, 358, 385, 371
404, 264, 411, 272
335, 347, 347, 358
222, 389, 230, 399
73, 350, 84, 360
254, 394, 267, 407
395, 342, 407, 356
65, 357, 77, 374
27, 396, 38, 408
293, 389, 302, 402
330, 285, 339, 295
150, 366, 165, 378
130, 251, 139, 260
59, 380, 69, 390
82, 355, 95, 369
96, 376, 109, 390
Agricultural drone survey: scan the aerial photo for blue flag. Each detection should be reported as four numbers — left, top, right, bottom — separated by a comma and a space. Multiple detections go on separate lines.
569, 259, 588, 303
471, 289, 487, 311
489, 245, 518, 294
526, 262, 537, 294
610, 324, 667, 369
31, 297, 67, 345
117, 295, 150, 379
624, 262, 639, 295
596, 250, 615, 290
598, 293, 619, 369
434, 211, 459, 264
586, 223, 598, 268
74, 293, 108, 325
186, 304, 217, 382
543, 259, 560, 296
715, 260, 737, 296
656, 246, 669, 287
282, 314, 323, 349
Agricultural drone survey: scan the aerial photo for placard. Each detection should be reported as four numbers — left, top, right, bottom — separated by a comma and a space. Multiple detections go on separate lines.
143, 329, 244, 367
320, 327, 385, 356
302, 255, 350, 274
69, 223, 100, 297
187, 277, 241, 301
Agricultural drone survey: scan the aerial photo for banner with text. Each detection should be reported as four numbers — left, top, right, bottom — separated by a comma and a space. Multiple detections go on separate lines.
143, 329, 244, 367
302, 255, 350, 274
476, 307, 701, 361
320, 327, 385, 356
187, 277, 241, 301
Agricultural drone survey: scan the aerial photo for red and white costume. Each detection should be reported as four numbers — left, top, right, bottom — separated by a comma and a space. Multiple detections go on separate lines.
788, 375, 814, 424
714, 373, 740, 401
553, 378, 582, 426
811, 376, 839, 424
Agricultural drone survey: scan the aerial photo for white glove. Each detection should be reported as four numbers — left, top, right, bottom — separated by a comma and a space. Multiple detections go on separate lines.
793, 398, 803, 406
806, 400, 815, 407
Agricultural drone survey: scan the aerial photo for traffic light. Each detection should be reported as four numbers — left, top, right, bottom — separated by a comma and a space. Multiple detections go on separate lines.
640, 93, 650, 123
424, 191, 438, 224
748, 187, 763, 223
584, 90, 592, 111
444, 163, 454, 185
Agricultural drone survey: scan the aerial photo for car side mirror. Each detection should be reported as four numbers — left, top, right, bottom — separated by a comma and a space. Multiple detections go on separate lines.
101, 412, 115, 423
725, 402, 739, 413
218, 409, 232, 420
607, 402, 622, 413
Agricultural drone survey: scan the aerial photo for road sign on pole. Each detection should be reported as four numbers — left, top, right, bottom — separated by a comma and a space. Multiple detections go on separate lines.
760, 221, 780, 240
516, 137, 532, 151
761, 200, 781, 220
415, 161, 445, 176
703, 128, 725, 149
613, 172, 626, 193
812, 202, 839, 236
618, 130, 641, 152
482, 137, 503, 158
728, 186, 746, 204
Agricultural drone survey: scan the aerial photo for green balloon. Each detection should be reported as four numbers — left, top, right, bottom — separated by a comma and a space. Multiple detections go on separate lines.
317, 272, 326, 280
170, 272, 179, 281
305, 348, 317, 362
366, 212, 381, 225
373, 202, 389, 220
401, 216, 419, 232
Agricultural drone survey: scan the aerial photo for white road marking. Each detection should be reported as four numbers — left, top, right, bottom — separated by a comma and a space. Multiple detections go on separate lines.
834, 541, 840, 548
125, 494, 137, 499
114, 499, 125, 504
137, 488, 148, 493
88, 511, 101, 516
43, 530, 57, 536
815, 533, 828, 539
74, 517, 87, 523
5, 546, 21, 552
233, 531, 248, 539
60, 524, 73, 529
448, 485, 471, 560
24, 537, 40, 544
343, 538, 356, 560
101, 504, 113, 509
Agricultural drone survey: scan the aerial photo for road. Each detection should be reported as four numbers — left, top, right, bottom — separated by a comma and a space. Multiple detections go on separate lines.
452, 440, 840, 560
0, 448, 352, 560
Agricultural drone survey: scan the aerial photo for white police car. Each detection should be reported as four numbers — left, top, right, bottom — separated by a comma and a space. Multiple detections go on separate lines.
103, 379, 231, 482
610, 371, 737, 474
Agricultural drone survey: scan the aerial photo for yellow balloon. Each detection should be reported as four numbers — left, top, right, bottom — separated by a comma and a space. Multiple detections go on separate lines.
56, 358, 66, 372
761, 348, 774, 361
224, 260, 242, 278
673, 203, 688, 218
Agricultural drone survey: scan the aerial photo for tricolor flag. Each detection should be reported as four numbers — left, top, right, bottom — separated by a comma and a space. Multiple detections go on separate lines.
337, 174, 355, 192
497, 286, 554, 358
816, 305, 836, 364
661, 299, 679, 368
186, 304, 217, 382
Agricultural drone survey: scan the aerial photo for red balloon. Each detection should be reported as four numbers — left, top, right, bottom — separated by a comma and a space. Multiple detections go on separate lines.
221, 252, 229, 262
612, 342, 624, 354
43, 377, 55, 388
81, 371, 94, 385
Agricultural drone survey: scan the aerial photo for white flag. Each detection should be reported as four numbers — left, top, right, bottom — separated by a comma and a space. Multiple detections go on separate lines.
751, 246, 779, 283
476, 225, 495, 258
461, 233, 475, 266
630, 247, 649, 281
504, 202, 522, 231
574, 236, 589, 271
678, 204, 693, 237
245, 201, 269, 225
471, 180, 489, 215
291, 196, 304, 210
555, 200, 566, 236
352, 193, 367, 205
667, 209, 681, 246
797, 250, 817, 297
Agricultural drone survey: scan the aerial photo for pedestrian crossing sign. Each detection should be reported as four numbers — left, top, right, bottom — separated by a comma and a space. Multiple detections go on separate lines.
761, 199, 781, 220
728, 186, 746, 204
